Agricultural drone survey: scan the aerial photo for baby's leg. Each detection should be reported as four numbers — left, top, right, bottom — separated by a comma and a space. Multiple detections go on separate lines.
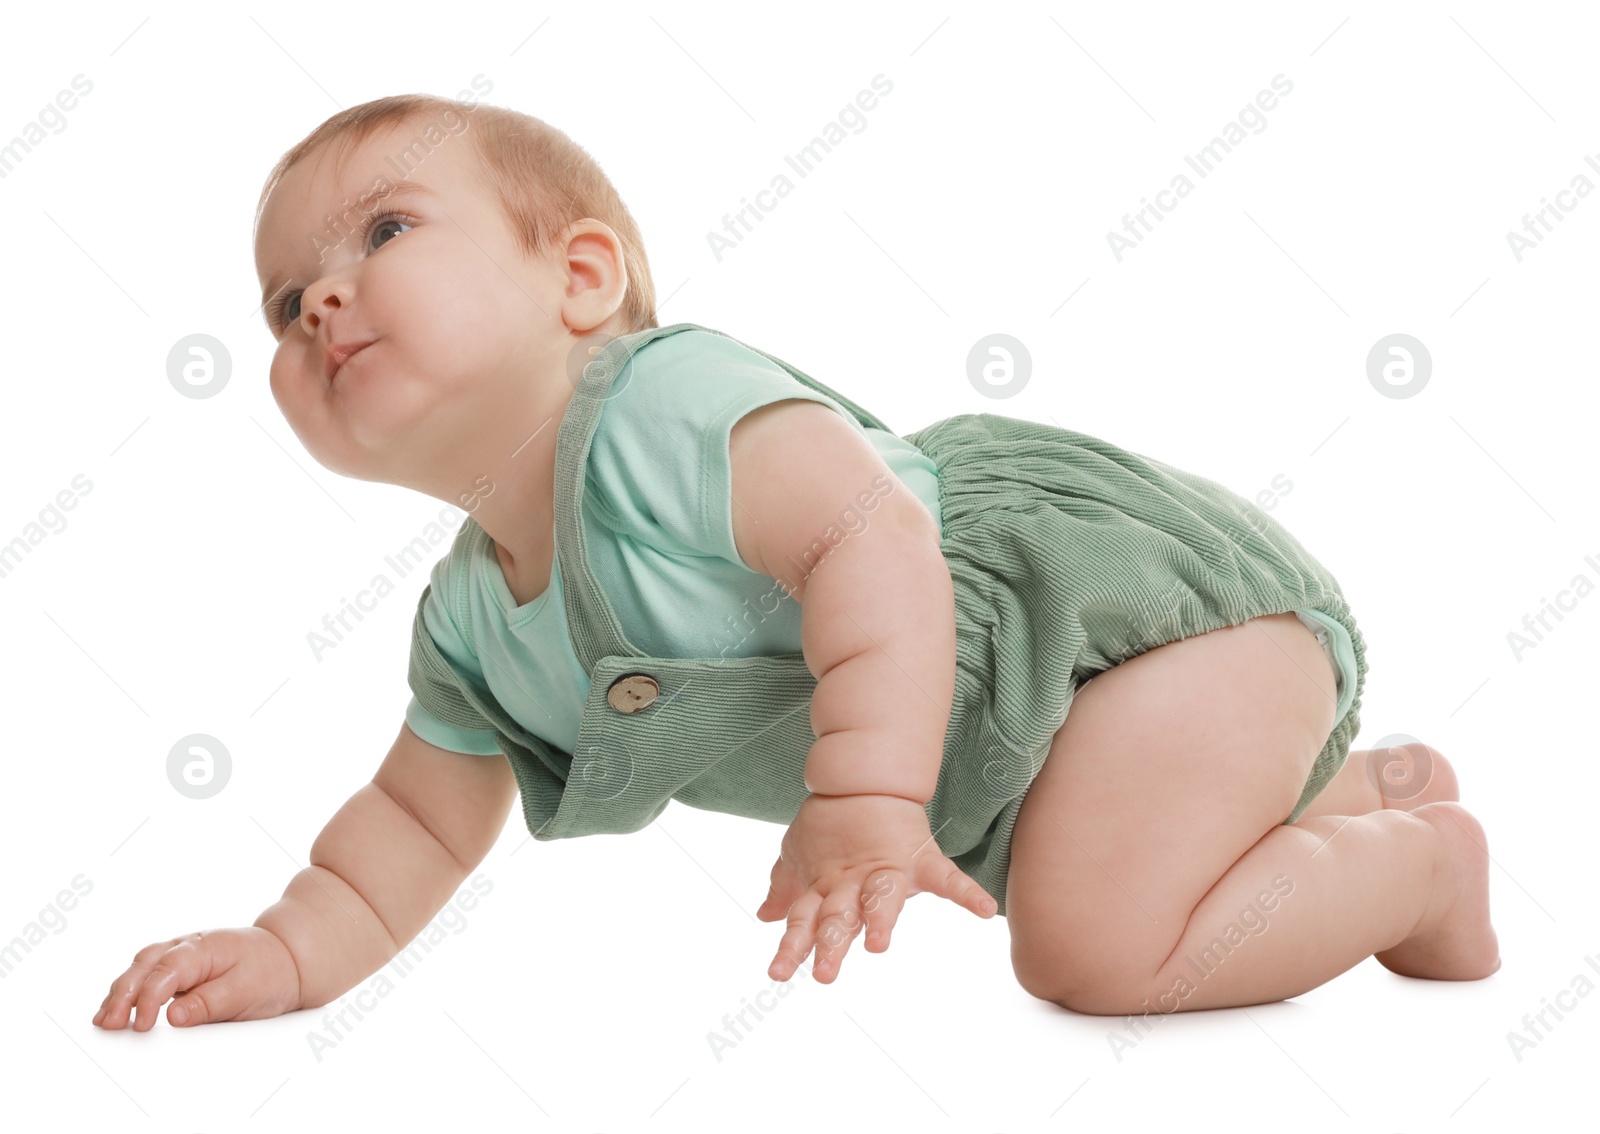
1005, 614, 1498, 1016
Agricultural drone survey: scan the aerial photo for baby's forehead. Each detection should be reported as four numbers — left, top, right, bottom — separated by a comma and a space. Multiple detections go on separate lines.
272, 127, 486, 218
257, 134, 477, 261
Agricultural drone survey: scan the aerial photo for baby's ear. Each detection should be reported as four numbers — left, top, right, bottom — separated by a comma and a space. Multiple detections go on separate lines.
561, 222, 628, 332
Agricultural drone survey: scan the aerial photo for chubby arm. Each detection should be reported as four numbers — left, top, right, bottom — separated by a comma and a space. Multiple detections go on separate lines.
728, 399, 955, 804
256, 722, 517, 1009
733, 399, 990, 983
94, 720, 519, 1032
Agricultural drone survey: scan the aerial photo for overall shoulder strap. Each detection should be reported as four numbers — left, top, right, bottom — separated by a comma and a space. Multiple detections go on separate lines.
554, 323, 704, 670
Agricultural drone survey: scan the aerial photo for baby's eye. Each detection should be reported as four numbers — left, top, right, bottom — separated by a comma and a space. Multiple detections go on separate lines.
271, 213, 414, 333
369, 216, 412, 250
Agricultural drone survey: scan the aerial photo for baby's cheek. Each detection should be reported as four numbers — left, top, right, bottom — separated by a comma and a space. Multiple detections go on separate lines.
269, 349, 316, 407
266, 354, 291, 406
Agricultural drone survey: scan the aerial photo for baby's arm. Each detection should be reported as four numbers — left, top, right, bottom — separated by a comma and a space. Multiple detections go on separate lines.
93, 722, 516, 1029
258, 722, 517, 1007
730, 399, 953, 799
730, 400, 995, 980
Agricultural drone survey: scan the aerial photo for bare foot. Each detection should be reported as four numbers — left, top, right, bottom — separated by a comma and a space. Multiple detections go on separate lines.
1375, 802, 1500, 980
1373, 743, 1460, 810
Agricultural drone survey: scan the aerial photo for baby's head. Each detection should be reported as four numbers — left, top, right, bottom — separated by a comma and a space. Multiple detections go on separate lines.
252, 93, 657, 488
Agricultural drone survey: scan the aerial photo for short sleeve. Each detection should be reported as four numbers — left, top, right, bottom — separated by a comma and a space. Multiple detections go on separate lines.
404, 534, 503, 756
586, 330, 858, 567
405, 695, 502, 756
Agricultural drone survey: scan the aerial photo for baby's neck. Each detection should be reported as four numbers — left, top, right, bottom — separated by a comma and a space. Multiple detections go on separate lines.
461, 414, 562, 571
412, 377, 571, 568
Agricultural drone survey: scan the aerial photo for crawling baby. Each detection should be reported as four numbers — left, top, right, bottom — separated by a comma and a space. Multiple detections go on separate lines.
94, 93, 1497, 1032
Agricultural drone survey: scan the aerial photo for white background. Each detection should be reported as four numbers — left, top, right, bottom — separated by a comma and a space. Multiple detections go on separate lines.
1, 1, 1594, 1130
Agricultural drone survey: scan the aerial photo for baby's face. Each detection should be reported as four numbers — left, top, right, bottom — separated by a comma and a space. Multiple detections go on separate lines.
252, 118, 613, 485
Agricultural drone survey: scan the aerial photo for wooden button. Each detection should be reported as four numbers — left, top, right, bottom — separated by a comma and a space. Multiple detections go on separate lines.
606, 673, 660, 713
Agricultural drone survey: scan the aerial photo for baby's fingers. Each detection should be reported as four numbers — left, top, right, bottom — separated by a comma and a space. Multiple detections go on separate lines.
93, 934, 199, 1030
860, 869, 909, 953
768, 888, 824, 982
131, 939, 220, 1031
921, 857, 999, 919
756, 855, 803, 923
810, 884, 873, 984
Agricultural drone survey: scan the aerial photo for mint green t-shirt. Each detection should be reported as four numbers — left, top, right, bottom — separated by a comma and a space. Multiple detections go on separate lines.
404, 328, 945, 756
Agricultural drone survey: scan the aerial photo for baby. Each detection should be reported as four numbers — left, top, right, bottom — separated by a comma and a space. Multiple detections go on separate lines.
94, 94, 1499, 1032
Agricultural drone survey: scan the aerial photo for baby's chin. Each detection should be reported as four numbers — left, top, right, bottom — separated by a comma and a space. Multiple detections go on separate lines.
315, 351, 536, 466
309, 430, 429, 487
311, 384, 440, 466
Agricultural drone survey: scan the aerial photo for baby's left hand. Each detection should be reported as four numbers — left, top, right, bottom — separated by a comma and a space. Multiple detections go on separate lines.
756, 793, 997, 983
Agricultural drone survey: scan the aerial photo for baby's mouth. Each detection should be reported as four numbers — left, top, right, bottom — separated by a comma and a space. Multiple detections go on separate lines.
326, 339, 377, 381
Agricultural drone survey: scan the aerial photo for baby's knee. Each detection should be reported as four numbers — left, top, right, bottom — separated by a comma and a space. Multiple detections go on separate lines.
1009, 933, 1159, 1016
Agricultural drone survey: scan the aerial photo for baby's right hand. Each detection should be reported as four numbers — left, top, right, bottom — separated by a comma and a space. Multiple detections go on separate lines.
92, 927, 302, 1031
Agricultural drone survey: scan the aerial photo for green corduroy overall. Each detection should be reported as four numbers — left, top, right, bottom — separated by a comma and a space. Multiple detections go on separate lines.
407, 323, 1369, 916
